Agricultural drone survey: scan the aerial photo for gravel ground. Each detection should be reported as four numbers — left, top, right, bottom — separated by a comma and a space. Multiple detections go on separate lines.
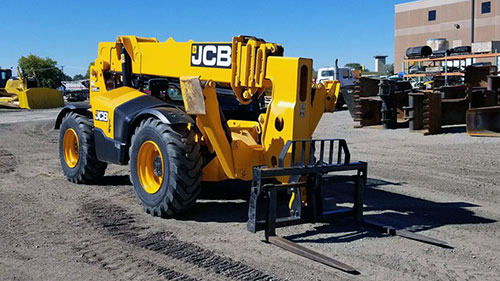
0, 108, 499, 281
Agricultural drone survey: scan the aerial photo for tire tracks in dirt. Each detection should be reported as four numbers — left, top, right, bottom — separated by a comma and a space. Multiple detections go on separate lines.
0, 148, 17, 175
73, 199, 282, 281
22, 121, 59, 144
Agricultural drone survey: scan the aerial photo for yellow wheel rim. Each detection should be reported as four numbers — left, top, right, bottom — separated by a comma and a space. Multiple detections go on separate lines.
63, 128, 79, 168
137, 140, 164, 194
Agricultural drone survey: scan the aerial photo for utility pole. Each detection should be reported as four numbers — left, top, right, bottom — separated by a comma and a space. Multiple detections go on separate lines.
471, 0, 475, 44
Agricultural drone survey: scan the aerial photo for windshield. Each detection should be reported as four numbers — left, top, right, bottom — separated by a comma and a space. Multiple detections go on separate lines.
321, 70, 334, 77
167, 86, 183, 101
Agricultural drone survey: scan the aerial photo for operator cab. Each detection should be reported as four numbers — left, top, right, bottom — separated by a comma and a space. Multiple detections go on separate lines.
0, 69, 12, 88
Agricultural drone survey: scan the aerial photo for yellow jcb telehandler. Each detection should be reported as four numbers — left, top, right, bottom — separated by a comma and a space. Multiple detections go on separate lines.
55, 35, 449, 273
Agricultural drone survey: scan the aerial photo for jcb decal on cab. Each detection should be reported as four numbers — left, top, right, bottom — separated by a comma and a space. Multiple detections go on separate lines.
191, 44, 231, 68
95, 110, 109, 122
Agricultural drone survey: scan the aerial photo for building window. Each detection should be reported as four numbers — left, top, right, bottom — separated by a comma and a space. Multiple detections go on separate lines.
428, 10, 436, 21
482, 1, 491, 14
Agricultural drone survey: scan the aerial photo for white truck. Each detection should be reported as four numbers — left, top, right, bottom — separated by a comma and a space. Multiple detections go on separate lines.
316, 66, 357, 109
317, 67, 357, 87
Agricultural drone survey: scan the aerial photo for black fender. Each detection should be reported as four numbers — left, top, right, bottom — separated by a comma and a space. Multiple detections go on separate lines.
125, 106, 194, 142
98, 94, 194, 165
54, 104, 91, 129
100, 107, 193, 165
113, 95, 193, 144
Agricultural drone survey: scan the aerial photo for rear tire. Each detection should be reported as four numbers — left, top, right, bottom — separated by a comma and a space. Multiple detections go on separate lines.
59, 112, 107, 183
129, 118, 202, 217
336, 89, 346, 110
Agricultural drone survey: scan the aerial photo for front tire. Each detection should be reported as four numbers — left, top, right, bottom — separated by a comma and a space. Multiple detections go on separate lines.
59, 112, 107, 183
129, 118, 202, 217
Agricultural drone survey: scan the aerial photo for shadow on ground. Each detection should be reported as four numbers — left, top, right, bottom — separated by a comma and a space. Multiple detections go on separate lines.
92, 175, 132, 186
177, 177, 495, 244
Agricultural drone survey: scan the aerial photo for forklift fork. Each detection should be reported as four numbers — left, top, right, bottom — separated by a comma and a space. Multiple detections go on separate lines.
247, 139, 450, 274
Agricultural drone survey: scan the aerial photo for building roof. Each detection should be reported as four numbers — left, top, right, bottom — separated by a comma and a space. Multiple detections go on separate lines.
395, 0, 469, 13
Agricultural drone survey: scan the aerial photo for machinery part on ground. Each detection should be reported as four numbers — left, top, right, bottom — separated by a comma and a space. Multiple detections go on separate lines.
408, 84, 498, 135
350, 78, 411, 128
464, 70, 500, 137
407, 92, 425, 130
465, 65, 497, 88
466, 106, 500, 136
379, 80, 397, 129
488, 75, 500, 93
467, 76, 500, 137
0, 67, 64, 109
422, 92, 442, 135
350, 78, 382, 127
129, 118, 202, 216
59, 112, 107, 183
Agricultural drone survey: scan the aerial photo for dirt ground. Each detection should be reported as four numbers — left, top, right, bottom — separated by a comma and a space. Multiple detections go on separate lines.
0, 107, 499, 281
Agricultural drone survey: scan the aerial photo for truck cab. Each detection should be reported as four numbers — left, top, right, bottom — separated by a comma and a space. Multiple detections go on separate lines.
317, 67, 357, 109
317, 67, 356, 87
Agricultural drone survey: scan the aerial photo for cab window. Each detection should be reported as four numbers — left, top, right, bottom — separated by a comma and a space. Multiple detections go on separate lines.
342, 69, 350, 78
321, 70, 334, 77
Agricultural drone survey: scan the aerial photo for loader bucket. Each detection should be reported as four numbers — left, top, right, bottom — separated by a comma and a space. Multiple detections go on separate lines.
14, 88, 64, 109
466, 106, 500, 137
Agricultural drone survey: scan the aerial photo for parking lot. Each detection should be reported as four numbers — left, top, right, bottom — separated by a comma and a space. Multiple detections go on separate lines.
0, 108, 499, 280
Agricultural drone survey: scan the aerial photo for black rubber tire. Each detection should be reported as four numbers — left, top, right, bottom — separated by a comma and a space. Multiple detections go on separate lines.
129, 118, 202, 217
59, 112, 107, 183
336, 89, 346, 110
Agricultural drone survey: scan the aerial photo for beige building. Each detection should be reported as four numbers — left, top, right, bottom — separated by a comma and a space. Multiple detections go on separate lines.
395, 0, 500, 72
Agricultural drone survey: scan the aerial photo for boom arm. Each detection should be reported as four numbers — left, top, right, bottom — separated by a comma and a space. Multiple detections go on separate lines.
90, 35, 339, 181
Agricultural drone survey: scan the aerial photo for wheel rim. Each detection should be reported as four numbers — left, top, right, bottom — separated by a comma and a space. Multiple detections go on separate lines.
137, 140, 164, 194
63, 128, 79, 168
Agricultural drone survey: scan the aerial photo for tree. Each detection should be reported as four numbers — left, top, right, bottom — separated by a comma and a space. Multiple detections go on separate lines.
344, 63, 363, 70
73, 74, 85, 80
85, 62, 94, 79
385, 63, 394, 74
18, 54, 64, 88
62, 73, 73, 81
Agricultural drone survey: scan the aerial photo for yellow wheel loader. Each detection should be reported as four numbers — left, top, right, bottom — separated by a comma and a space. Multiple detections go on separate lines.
55, 35, 449, 273
0, 67, 64, 109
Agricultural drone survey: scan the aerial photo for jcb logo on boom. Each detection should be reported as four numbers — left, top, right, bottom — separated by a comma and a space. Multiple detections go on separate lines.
95, 110, 108, 122
191, 44, 231, 68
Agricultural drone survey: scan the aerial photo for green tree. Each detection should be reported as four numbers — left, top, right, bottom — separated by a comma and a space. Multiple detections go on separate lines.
344, 63, 363, 70
62, 73, 73, 81
73, 74, 85, 80
18, 54, 64, 88
385, 63, 394, 74
85, 62, 94, 79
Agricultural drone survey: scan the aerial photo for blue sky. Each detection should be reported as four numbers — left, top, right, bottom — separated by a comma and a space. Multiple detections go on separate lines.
0, 0, 410, 76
